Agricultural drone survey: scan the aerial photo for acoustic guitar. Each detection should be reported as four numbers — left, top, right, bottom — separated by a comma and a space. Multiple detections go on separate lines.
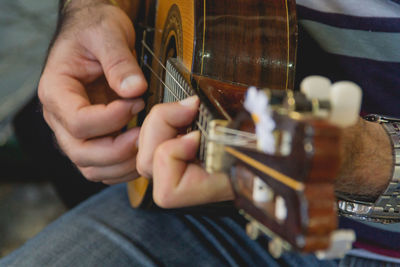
127, 0, 359, 258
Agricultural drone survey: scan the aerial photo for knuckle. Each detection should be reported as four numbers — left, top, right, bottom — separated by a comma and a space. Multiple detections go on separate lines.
104, 57, 131, 84
38, 75, 52, 106
142, 104, 162, 128
154, 143, 170, 165
37, 79, 46, 104
136, 156, 150, 178
113, 146, 133, 164
66, 118, 86, 139
153, 189, 174, 209
68, 149, 86, 167
80, 167, 99, 182
150, 104, 164, 118
142, 104, 165, 130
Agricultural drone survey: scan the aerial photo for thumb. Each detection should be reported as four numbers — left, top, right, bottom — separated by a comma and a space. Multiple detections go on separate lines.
89, 19, 147, 98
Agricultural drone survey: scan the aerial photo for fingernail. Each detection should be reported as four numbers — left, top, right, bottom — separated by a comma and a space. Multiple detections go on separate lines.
121, 75, 143, 92
179, 95, 199, 107
131, 99, 145, 114
182, 130, 200, 140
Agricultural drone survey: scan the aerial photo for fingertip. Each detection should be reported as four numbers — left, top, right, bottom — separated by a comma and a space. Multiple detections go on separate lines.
179, 95, 199, 108
131, 98, 145, 115
120, 74, 148, 97
182, 130, 200, 141
181, 131, 201, 149
119, 126, 141, 148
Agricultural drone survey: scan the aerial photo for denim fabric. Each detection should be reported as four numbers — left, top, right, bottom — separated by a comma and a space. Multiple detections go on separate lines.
0, 184, 392, 267
340, 256, 400, 267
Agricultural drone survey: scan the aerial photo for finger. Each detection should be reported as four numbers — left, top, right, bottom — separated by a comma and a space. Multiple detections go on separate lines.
86, 18, 147, 98
136, 96, 199, 177
76, 127, 140, 167
80, 156, 138, 181
49, 111, 140, 167
152, 131, 234, 208
39, 73, 144, 139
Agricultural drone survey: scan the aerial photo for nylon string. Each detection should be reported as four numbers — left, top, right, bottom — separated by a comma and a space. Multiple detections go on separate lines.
140, 39, 257, 148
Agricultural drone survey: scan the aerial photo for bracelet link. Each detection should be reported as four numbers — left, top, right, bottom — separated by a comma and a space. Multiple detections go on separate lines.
337, 114, 400, 223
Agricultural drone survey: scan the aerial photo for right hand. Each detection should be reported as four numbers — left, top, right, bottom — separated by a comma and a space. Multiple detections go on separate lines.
38, 2, 147, 185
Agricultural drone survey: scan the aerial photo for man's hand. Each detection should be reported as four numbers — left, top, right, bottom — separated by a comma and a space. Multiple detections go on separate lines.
39, 2, 146, 184
136, 96, 234, 208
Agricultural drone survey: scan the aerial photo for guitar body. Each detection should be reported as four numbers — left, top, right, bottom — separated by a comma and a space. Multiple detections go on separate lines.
128, 0, 298, 208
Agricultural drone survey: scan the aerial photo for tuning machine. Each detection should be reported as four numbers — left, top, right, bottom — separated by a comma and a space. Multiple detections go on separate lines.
300, 75, 362, 128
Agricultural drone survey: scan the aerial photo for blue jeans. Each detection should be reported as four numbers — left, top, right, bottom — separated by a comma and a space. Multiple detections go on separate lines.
0, 184, 393, 266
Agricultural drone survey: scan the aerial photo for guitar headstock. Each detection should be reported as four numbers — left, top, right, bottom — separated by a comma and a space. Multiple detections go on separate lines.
223, 77, 361, 258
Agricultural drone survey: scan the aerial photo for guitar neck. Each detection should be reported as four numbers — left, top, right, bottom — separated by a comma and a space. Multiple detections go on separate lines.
163, 58, 216, 163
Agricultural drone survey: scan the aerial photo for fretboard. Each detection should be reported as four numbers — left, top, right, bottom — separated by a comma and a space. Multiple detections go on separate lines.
164, 59, 214, 162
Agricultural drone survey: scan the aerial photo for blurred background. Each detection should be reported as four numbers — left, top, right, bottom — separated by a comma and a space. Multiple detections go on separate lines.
0, 0, 64, 257
0, 0, 111, 258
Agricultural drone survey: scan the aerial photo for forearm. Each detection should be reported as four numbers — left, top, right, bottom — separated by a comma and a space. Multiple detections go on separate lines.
336, 118, 393, 201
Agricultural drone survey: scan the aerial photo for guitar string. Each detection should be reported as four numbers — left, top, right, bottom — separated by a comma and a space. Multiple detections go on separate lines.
141, 40, 233, 121
142, 60, 209, 139
215, 126, 256, 139
143, 60, 257, 148
141, 41, 258, 147
141, 41, 194, 101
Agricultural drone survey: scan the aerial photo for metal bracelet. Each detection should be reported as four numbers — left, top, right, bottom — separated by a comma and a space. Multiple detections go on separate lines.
337, 115, 400, 223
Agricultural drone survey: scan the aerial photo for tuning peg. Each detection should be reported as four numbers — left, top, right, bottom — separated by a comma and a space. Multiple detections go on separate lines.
300, 76, 332, 101
329, 81, 362, 128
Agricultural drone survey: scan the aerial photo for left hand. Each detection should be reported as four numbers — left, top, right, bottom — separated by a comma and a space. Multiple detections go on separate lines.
136, 96, 234, 208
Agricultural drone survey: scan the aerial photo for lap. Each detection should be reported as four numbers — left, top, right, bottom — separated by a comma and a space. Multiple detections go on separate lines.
1, 184, 336, 267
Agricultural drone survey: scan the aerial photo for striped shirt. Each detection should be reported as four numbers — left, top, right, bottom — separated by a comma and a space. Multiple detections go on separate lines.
295, 0, 400, 262
295, 0, 400, 116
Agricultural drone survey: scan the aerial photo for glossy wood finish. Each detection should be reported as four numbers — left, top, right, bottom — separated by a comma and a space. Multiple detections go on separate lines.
144, 0, 297, 113
228, 110, 341, 252
193, 0, 297, 90
192, 75, 247, 119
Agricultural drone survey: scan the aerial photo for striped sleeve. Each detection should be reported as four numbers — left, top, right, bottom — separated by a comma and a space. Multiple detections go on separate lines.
295, 0, 400, 116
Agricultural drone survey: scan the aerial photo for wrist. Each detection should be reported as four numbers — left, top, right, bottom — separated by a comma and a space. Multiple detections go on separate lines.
337, 115, 400, 222
62, 0, 135, 20
336, 118, 392, 200
55, 0, 133, 41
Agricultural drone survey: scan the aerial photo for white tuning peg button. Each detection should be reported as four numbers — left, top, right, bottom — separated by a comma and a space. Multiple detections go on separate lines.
300, 76, 332, 100
329, 81, 362, 128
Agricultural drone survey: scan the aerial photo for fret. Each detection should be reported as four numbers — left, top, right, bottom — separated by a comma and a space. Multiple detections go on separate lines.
164, 59, 214, 163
